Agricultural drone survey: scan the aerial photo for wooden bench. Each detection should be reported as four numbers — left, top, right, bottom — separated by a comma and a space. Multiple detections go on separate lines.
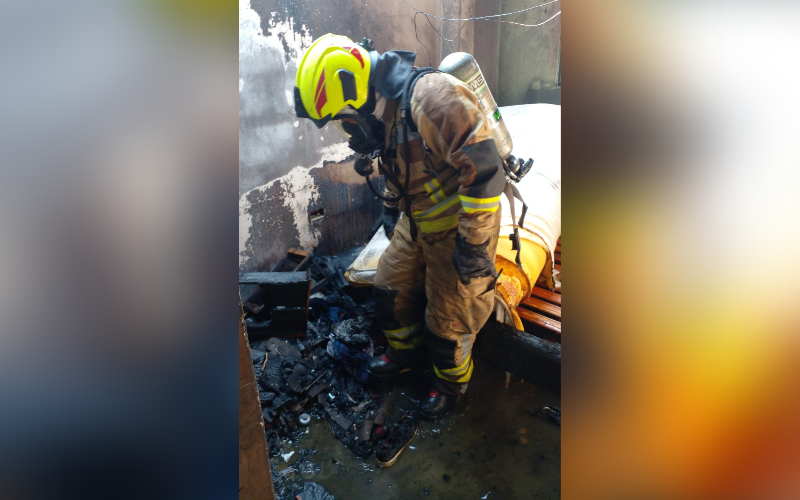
516, 236, 561, 344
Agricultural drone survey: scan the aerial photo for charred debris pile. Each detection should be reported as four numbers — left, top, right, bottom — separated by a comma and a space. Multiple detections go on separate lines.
245, 252, 421, 485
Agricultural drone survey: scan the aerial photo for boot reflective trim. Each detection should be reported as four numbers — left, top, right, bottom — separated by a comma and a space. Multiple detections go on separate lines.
387, 335, 425, 350
433, 358, 473, 383
383, 323, 422, 340
459, 194, 501, 214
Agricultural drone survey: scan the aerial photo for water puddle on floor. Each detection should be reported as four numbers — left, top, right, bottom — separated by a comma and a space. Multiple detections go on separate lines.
270, 358, 561, 500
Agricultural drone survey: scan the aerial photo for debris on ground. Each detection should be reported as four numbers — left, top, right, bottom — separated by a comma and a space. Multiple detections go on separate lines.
296, 481, 335, 500
252, 247, 425, 497
529, 405, 561, 426
295, 457, 321, 475
375, 412, 419, 466
330, 456, 348, 471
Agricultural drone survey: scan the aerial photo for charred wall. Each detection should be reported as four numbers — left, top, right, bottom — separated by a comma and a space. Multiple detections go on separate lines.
496, 0, 561, 106
239, 0, 556, 272
239, 0, 441, 272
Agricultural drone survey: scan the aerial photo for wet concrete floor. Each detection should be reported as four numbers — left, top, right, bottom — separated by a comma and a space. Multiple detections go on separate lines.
272, 357, 561, 499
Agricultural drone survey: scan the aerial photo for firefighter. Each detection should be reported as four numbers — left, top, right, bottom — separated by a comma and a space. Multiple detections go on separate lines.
294, 34, 505, 420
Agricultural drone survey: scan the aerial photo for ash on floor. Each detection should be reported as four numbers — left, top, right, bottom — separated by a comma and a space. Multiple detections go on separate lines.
264, 355, 561, 500
249, 255, 560, 499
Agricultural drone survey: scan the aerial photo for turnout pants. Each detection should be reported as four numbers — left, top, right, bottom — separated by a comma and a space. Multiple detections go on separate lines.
373, 212, 501, 395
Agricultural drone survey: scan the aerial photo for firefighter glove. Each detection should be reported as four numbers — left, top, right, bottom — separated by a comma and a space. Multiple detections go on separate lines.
452, 233, 496, 285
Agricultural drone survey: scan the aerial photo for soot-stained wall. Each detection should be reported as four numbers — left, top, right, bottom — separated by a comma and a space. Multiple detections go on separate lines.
239, 0, 560, 272
496, 0, 561, 106
239, 0, 441, 272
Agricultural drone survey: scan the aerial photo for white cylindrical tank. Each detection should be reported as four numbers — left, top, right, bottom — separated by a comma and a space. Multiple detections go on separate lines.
438, 52, 513, 160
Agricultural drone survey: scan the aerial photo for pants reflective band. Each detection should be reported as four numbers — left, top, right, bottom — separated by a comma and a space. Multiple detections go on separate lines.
387, 335, 425, 350
433, 357, 474, 384
413, 193, 460, 220
383, 323, 422, 340
384, 323, 424, 350
460, 194, 501, 214
413, 193, 460, 233
417, 214, 459, 233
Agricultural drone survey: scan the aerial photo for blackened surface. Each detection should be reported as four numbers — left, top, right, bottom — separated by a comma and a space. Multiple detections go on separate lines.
252, 0, 441, 61
309, 159, 383, 259
241, 180, 301, 272
473, 320, 561, 396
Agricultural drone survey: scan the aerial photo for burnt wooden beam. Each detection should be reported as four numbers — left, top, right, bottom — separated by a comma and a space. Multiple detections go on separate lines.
245, 307, 309, 339
239, 272, 310, 339
239, 296, 277, 500
270, 248, 312, 273
238, 271, 308, 285
474, 320, 561, 396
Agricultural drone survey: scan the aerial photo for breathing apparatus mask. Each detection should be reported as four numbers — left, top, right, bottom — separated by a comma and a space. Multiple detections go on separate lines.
330, 87, 385, 177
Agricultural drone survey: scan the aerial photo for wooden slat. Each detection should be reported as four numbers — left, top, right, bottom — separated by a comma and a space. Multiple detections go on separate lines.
521, 296, 561, 320
556, 244, 561, 254
554, 252, 561, 264
531, 285, 561, 306
516, 308, 561, 334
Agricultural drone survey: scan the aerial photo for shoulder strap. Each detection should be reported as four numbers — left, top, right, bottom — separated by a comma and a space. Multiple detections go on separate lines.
400, 67, 438, 133
503, 181, 528, 268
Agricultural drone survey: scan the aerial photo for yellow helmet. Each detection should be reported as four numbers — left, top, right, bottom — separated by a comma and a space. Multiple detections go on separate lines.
294, 34, 375, 128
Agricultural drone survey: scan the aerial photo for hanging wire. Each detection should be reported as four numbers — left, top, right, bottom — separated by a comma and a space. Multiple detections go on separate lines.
487, 10, 561, 28
401, 0, 561, 63
400, 0, 560, 23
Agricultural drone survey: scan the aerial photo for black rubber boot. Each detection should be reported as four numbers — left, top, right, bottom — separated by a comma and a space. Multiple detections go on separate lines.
367, 352, 426, 385
419, 388, 460, 421
367, 354, 408, 383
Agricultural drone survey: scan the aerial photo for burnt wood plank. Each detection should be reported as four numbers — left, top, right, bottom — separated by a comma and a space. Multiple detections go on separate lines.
245, 307, 308, 339
474, 321, 560, 396
239, 297, 278, 499
238, 271, 308, 285
288, 248, 312, 271
240, 273, 310, 313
